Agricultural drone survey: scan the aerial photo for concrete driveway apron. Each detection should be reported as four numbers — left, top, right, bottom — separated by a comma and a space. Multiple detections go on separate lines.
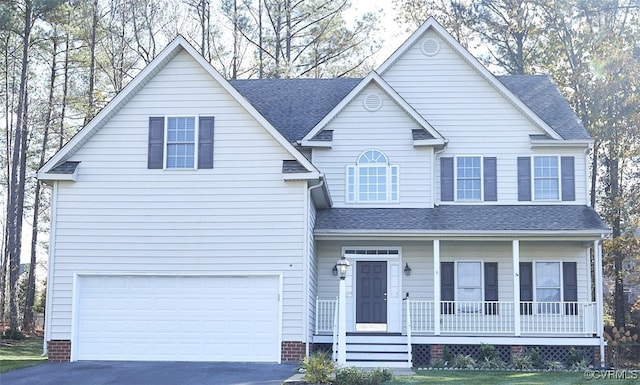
0, 361, 298, 385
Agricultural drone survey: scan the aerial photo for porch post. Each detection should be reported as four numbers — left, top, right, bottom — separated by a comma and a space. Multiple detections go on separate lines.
336, 258, 350, 365
594, 239, 605, 366
512, 240, 521, 336
434, 240, 440, 336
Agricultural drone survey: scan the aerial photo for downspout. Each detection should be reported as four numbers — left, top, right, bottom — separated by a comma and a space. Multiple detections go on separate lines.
43, 182, 59, 356
594, 238, 605, 367
305, 177, 325, 358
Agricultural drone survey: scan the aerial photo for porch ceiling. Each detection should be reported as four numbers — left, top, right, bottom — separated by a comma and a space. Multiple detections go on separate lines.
314, 205, 609, 238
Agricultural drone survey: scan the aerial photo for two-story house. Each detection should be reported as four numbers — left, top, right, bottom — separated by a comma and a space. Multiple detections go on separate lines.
38, 18, 609, 368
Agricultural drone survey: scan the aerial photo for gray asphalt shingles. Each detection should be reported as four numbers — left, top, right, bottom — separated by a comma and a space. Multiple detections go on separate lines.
230, 75, 590, 142
315, 205, 608, 232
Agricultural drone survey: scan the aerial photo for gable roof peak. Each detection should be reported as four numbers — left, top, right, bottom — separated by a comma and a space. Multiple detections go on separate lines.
39, 33, 320, 178
300, 71, 445, 145
377, 17, 586, 141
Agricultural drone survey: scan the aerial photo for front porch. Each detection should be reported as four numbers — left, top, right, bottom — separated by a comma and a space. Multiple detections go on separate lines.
311, 239, 605, 367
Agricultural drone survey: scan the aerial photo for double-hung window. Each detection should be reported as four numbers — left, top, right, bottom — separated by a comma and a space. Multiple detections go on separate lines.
456, 157, 481, 200
533, 156, 559, 200
441, 156, 497, 202
147, 116, 215, 170
346, 150, 399, 203
457, 261, 482, 313
535, 261, 561, 313
441, 261, 499, 315
166, 117, 196, 169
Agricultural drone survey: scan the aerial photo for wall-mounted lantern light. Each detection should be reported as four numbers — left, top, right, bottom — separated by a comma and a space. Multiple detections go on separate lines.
404, 262, 412, 276
335, 257, 350, 280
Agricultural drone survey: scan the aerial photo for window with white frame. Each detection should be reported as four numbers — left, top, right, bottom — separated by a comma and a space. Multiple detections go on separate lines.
457, 261, 482, 312
346, 150, 399, 203
533, 156, 559, 200
166, 117, 196, 169
535, 261, 561, 313
456, 156, 481, 200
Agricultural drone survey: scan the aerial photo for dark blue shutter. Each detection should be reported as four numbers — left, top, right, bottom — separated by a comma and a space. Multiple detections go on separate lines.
483, 157, 497, 201
517, 157, 531, 201
484, 262, 498, 315
484, 262, 498, 314
441, 262, 455, 314
561, 156, 575, 201
198, 116, 214, 169
441, 157, 454, 202
563, 262, 578, 315
519, 262, 533, 315
148, 117, 164, 169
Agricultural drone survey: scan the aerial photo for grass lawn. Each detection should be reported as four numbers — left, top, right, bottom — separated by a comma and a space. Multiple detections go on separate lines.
386, 370, 640, 384
0, 338, 47, 373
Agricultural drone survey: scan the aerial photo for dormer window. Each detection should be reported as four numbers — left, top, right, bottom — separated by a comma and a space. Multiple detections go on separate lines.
346, 149, 399, 203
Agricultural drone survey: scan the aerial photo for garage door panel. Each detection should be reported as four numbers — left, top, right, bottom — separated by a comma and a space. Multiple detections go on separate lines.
76, 275, 280, 362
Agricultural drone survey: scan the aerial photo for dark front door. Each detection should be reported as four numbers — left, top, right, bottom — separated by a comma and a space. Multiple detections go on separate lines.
356, 261, 387, 326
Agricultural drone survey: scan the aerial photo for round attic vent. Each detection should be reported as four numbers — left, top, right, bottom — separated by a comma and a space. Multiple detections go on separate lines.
421, 38, 440, 57
363, 93, 383, 112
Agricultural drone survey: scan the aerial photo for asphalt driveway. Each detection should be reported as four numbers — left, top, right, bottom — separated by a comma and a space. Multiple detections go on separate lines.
0, 361, 299, 385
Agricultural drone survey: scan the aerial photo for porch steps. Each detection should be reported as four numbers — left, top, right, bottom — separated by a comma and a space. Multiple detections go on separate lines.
344, 333, 411, 368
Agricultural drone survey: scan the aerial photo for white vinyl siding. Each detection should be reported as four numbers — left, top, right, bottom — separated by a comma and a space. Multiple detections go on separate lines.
312, 83, 433, 208
381, 31, 588, 205
48, 50, 307, 343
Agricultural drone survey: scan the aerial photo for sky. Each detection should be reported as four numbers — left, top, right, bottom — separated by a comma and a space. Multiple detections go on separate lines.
349, 0, 411, 65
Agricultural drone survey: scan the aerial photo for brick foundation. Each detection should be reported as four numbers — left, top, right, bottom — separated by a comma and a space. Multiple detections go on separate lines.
511, 345, 524, 357
593, 346, 603, 367
430, 344, 444, 360
281, 341, 305, 362
48, 340, 71, 362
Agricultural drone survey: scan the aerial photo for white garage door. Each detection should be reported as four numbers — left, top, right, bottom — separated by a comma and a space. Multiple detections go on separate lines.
75, 275, 280, 362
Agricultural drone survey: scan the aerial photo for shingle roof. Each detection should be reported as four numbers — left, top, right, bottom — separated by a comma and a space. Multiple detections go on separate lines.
230, 75, 590, 142
315, 205, 608, 233
496, 75, 590, 140
282, 160, 309, 173
48, 161, 80, 174
230, 78, 360, 143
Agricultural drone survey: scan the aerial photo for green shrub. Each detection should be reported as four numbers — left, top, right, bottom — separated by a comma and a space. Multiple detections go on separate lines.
478, 355, 503, 369
525, 347, 543, 369
452, 354, 476, 369
1, 328, 25, 340
370, 367, 393, 383
511, 354, 533, 370
478, 344, 499, 361
430, 358, 446, 368
301, 351, 334, 384
566, 347, 588, 370
334, 366, 392, 385
545, 360, 565, 371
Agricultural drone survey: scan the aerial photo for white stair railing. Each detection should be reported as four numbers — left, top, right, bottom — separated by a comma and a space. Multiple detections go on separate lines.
332, 295, 338, 362
404, 295, 413, 367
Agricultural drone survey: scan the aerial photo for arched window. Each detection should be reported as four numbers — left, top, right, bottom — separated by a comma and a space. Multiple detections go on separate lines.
346, 150, 399, 203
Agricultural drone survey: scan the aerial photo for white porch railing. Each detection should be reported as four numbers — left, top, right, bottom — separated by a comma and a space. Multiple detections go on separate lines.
520, 301, 598, 334
316, 298, 338, 334
316, 299, 598, 336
